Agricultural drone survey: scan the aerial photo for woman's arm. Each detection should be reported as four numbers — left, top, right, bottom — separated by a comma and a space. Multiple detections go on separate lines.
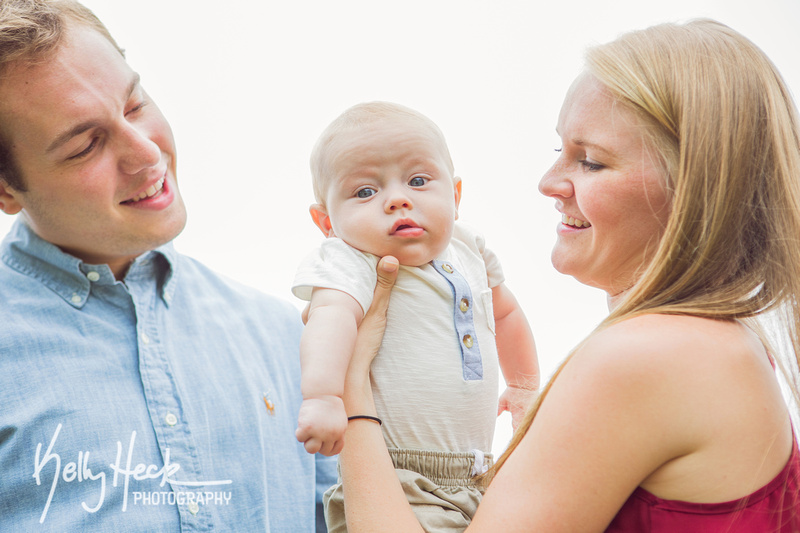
339, 256, 426, 532
342, 285, 707, 531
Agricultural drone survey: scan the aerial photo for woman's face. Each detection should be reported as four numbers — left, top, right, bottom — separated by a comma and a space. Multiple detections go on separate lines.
539, 73, 671, 297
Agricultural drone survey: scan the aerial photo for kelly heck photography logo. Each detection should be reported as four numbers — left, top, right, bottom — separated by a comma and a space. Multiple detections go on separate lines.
32, 424, 233, 524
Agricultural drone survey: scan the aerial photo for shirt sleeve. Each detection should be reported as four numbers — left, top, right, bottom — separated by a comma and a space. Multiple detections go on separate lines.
452, 222, 505, 288
291, 238, 379, 314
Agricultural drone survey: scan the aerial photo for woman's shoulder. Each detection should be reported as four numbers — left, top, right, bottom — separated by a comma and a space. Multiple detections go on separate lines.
579, 314, 764, 372
569, 314, 794, 502
563, 314, 774, 444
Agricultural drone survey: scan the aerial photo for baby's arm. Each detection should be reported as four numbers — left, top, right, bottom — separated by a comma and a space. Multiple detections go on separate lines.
492, 282, 540, 431
296, 287, 365, 456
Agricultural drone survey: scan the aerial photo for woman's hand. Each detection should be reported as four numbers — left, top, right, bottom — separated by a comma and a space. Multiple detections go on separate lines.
343, 256, 399, 416
340, 255, 427, 533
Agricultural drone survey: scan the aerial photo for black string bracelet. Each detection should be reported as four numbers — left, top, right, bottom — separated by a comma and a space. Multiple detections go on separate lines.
347, 415, 382, 425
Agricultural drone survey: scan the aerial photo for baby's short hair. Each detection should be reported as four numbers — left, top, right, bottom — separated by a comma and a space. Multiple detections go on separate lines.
310, 101, 454, 205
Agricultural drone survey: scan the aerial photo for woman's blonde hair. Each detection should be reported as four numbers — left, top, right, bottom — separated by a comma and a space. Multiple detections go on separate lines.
490, 19, 800, 478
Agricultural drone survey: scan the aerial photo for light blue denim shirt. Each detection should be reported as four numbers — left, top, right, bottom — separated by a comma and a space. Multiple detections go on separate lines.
0, 220, 336, 532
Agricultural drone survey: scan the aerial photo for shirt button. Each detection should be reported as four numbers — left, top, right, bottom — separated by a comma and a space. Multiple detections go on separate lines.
442, 263, 454, 274
188, 501, 200, 515
165, 413, 178, 426
164, 292, 172, 304
86, 271, 100, 282
462, 334, 473, 349
459, 298, 470, 313
141, 333, 150, 344
71, 293, 82, 304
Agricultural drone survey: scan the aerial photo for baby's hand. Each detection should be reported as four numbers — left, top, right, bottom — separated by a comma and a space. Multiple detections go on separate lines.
295, 395, 348, 456
498, 385, 538, 432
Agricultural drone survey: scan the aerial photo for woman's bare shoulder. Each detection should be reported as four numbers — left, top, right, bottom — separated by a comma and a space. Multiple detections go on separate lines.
560, 313, 790, 500
560, 314, 775, 448
577, 314, 765, 375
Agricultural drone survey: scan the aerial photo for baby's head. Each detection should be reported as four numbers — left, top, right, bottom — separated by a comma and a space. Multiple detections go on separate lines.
309, 102, 462, 267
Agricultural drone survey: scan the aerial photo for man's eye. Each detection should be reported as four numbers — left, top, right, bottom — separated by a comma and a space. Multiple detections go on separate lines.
409, 177, 427, 187
68, 138, 99, 160
125, 100, 147, 117
356, 188, 376, 198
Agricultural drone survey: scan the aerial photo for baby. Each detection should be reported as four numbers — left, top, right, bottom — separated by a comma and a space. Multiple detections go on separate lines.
292, 102, 539, 531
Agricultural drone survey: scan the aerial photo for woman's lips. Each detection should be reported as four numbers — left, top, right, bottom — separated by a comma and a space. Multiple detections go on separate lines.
561, 213, 591, 228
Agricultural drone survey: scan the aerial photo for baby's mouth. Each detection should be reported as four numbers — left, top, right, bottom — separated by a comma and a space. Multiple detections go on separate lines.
391, 219, 419, 233
562, 213, 591, 228
391, 219, 424, 237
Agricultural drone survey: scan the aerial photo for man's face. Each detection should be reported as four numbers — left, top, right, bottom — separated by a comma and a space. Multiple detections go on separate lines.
0, 24, 186, 277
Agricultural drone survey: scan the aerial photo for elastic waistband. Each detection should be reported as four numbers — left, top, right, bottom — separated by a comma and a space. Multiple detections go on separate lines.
388, 447, 493, 488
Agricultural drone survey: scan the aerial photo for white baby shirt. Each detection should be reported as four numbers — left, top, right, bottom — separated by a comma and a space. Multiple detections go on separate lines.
293, 222, 504, 453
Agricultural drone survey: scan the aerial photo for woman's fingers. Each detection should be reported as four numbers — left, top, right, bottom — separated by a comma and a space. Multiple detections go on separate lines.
372, 256, 399, 314
344, 256, 399, 415
353, 256, 399, 367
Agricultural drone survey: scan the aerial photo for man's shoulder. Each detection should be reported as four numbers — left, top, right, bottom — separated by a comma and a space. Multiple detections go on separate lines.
176, 253, 300, 320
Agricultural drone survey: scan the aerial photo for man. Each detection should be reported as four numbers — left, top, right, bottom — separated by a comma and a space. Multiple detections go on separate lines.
0, 0, 335, 530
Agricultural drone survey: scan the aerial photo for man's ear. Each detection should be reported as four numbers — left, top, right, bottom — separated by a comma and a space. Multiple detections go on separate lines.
309, 204, 334, 237
453, 177, 463, 220
0, 180, 23, 215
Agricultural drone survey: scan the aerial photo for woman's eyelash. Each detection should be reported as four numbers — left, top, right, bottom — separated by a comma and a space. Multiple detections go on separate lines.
579, 159, 604, 171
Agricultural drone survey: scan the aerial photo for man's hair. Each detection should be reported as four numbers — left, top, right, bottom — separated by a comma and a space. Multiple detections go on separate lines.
0, 0, 123, 191
309, 101, 455, 206
492, 19, 800, 479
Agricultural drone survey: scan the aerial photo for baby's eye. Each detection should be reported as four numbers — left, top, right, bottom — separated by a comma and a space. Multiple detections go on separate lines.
409, 177, 427, 187
356, 187, 376, 198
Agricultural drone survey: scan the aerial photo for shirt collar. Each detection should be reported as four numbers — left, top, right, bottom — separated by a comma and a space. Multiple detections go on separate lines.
0, 218, 178, 308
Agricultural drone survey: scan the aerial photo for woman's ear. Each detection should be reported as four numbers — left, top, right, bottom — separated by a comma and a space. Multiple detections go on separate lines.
309, 204, 334, 237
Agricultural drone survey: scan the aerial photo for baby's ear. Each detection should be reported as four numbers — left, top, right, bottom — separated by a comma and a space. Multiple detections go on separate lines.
309, 204, 334, 237
453, 177, 463, 220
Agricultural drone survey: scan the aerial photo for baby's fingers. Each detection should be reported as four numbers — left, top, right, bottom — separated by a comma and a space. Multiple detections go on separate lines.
319, 438, 345, 457
302, 436, 323, 455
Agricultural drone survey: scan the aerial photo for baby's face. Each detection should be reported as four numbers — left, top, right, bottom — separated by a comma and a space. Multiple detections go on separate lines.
316, 118, 461, 267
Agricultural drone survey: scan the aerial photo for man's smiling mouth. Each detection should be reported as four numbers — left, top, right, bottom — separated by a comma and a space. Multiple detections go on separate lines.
123, 177, 165, 204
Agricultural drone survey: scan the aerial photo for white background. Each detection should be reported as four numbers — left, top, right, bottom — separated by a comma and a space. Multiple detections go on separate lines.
3, 1, 799, 456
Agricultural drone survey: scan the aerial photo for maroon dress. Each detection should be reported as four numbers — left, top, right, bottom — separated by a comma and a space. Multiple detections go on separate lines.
606, 437, 800, 532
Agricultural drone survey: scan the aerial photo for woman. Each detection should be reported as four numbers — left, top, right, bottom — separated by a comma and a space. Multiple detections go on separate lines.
340, 19, 800, 532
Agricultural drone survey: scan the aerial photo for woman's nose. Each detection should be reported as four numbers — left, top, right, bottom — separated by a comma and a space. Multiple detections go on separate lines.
538, 159, 573, 199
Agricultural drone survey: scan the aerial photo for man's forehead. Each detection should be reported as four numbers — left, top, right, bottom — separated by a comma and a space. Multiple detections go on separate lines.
0, 25, 134, 146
